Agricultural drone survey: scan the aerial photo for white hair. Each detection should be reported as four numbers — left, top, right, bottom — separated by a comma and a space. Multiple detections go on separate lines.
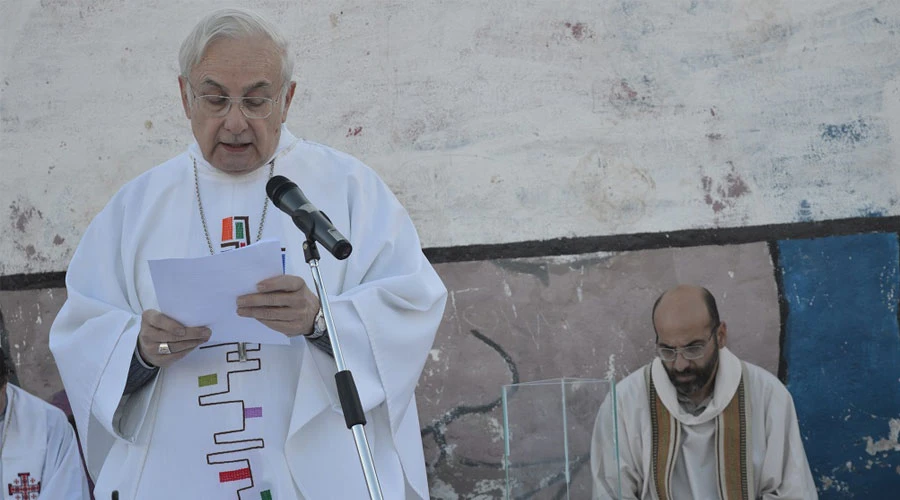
179, 8, 294, 90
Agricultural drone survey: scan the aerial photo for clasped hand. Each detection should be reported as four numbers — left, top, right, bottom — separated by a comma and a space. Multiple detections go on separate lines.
138, 275, 318, 367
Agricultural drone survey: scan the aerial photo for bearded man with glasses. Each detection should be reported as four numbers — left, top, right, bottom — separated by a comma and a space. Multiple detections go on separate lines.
49, 7, 446, 500
591, 285, 817, 499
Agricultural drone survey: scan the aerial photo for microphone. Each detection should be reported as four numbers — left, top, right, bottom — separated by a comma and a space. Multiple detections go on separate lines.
266, 175, 353, 260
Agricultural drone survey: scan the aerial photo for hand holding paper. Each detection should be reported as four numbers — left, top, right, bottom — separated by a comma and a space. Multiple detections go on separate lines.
137, 310, 212, 368
148, 240, 291, 345
236, 274, 320, 338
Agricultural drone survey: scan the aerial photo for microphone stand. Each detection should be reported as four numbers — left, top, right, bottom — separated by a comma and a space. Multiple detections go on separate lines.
301, 231, 384, 500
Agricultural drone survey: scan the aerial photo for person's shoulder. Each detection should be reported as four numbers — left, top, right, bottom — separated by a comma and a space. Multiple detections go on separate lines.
290, 139, 380, 178
9, 385, 71, 425
741, 360, 783, 385
740, 359, 793, 401
104, 151, 190, 205
618, 364, 649, 386
613, 363, 652, 403
284, 139, 401, 207
121, 152, 189, 190
294, 139, 363, 164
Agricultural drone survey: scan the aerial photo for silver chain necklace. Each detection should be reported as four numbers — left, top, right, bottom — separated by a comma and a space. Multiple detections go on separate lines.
193, 157, 275, 255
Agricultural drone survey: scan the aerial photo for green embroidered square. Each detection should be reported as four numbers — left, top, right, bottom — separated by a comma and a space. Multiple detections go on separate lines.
260, 490, 272, 500
198, 374, 218, 387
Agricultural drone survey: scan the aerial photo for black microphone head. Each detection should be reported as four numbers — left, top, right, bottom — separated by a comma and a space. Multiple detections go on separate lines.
333, 240, 352, 260
266, 175, 295, 201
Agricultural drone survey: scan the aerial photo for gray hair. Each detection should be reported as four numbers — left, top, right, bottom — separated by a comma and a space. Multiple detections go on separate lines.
179, 8, 294, 89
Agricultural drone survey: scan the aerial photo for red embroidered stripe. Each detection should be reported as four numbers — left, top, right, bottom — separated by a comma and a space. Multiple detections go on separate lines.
222, 217, 234, 241
219, 467, 251, 483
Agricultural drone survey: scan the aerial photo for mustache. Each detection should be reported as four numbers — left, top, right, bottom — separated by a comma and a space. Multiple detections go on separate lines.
663, 351, 719, 395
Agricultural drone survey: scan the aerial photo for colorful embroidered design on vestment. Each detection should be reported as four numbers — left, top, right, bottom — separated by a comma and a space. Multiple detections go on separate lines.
198, 373, 218, 387
221, 216, 251, 249
220, 468, 252, 483
197, 343, 266, 499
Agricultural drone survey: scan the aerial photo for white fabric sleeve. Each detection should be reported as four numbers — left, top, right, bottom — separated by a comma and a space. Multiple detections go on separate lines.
49, 189, 156, 480
757, 384, 819, 500
320, 167, 448, 435
592, 391, 642, 500
39, 406, 91, 499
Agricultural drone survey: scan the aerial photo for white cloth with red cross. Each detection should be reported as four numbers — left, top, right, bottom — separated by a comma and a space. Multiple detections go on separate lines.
0, 384, 89, 499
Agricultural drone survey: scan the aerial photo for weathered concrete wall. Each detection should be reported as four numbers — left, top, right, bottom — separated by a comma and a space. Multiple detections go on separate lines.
422, 242, 782, 497
3, 1, 900, 275
3, 0, 900, 498
4, 233, 897, 497
0, 288, 66, 403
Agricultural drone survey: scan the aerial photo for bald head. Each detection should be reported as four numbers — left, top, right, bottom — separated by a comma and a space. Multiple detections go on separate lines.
652, 285, 720, 339
652, 286, 725, 402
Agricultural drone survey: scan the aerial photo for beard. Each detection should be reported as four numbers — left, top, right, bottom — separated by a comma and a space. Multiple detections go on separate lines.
663, 343, 719, 398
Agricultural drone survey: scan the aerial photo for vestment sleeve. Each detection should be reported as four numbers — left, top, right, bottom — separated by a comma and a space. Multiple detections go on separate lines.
592, 389, 643, 500
39, 405, 91, 499
317, 168, 447, 434
757, 385, 819, 499
49, 188, 157, 480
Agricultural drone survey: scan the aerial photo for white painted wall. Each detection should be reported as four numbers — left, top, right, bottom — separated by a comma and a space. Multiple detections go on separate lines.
2, 0, 900, 275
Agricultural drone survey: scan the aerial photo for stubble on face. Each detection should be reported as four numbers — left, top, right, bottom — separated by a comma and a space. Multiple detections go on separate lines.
653, 285, 725, 401
663, 339, 719, 398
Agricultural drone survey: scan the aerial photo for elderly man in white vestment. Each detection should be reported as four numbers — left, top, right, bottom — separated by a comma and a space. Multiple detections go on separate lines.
591, 285, 817, 500
48, 8, 447, 500
0, 351, 90, 499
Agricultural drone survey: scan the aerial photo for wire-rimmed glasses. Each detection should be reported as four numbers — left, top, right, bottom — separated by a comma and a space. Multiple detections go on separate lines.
188, 84, 283, 119
656, 323, 719, 362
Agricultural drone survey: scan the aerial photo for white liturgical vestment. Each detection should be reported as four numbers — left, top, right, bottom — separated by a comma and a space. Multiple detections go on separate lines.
0, 384, 89, 499
50, 127, 447, 499
592, 348, 818, 500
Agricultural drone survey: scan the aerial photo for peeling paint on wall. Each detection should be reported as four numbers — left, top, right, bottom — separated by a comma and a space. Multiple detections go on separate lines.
4, 1, 900, 274
779, 233, 900, 496
864, 418, 900, 456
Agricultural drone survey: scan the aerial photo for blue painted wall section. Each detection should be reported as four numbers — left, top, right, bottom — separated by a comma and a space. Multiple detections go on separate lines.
778, 233, 900, 496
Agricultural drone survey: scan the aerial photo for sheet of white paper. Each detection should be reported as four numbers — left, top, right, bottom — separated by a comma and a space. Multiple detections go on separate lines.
148, 239, 289, 345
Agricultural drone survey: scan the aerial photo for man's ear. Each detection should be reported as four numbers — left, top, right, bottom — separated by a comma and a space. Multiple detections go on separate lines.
717, 321, 727, 349
280, 81, 297, 122
178, 76, 192, 119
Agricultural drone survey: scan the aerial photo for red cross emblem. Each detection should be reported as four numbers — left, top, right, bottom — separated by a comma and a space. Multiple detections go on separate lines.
8, 472, 41, 499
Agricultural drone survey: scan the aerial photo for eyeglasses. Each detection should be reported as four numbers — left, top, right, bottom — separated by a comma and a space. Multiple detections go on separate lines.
656, 324, 718, 362
188, 84, 283, 119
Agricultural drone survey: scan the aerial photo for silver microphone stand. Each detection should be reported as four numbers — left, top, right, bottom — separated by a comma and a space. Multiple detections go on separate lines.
302, 234, 384, 500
